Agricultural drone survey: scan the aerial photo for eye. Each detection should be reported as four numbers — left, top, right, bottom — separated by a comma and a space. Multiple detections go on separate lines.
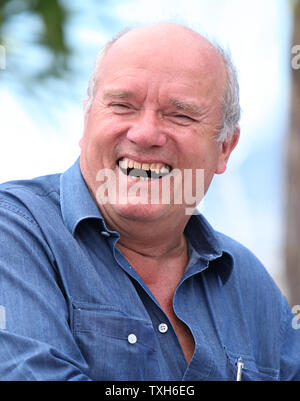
110, 103, 133, 114
169, 114, 196, 125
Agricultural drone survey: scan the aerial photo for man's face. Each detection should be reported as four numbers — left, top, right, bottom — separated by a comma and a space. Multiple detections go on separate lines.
80, 25, 238, 224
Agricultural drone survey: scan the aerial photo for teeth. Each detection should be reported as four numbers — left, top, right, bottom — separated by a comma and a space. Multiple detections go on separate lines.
133, 161, 141, 169
119, 159, 128, 169
150, 163, 156, 172
119, 158, 171, 175
160, 167, 169, 174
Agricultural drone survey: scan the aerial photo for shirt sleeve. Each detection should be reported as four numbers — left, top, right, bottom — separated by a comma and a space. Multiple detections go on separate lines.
279, 296, 300, 381
0, 198, 92, 381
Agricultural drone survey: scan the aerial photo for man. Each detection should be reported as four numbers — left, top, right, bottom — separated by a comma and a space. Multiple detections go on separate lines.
0, 23, 299, 381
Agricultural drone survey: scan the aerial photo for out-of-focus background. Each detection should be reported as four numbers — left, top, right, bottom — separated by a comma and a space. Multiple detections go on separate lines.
0, 0, 299, 306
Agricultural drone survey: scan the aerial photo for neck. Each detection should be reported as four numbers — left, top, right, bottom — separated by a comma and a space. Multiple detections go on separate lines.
100, 207, 189, 261
118, 221, 187, 261
113, 216, 189, 286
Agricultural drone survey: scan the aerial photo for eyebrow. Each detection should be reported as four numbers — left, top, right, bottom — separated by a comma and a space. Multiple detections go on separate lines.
102, 90, 207, 116
170, 99, 207, 116
102, 90, 134, 101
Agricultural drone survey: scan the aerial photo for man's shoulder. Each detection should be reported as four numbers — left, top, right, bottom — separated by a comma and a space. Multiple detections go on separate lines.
216, 230, 266, 270
0, 172, 61, 219
0, 172, 60, 196
215, 229, 281, 295
215, 230, 258, 259
195, 214, 265, 269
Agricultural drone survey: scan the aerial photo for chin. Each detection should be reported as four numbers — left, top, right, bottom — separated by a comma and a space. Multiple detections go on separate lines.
111, 201, 172, 222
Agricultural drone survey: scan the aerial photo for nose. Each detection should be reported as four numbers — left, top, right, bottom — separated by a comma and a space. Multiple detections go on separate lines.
126, 110, 167, 149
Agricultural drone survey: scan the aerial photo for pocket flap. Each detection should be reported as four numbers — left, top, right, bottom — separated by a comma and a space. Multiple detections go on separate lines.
224, 348, 279, 381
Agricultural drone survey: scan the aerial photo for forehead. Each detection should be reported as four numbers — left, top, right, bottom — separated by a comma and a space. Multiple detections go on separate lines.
97, 25, 226, 100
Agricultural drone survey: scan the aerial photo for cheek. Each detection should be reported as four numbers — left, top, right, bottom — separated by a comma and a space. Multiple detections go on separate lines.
181, 143, 209, 169
87, 110, 129, 144
185, 143, 220, 180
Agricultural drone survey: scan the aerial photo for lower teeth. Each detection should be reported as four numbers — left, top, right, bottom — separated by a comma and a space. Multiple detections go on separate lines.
119, 165, 168, 179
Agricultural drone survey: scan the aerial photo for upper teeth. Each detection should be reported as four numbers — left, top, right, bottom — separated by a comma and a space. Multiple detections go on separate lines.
119, 158, 171, 174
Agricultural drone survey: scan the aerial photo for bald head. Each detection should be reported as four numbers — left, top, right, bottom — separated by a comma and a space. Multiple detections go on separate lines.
107, 23, 222, 63
106, 23, 224, 80
85, 23, 240, 142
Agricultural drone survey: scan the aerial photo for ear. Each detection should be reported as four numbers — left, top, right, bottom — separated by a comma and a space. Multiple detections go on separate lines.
216, 127, 240, 174
80, 100, 90, 149
79, 136, 83, 150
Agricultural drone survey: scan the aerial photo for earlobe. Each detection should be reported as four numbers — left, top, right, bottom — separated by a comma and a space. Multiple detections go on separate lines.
216, 127, 240, 175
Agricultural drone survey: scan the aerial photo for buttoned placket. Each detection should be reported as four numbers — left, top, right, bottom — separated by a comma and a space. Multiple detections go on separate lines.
108, 238, 188, 379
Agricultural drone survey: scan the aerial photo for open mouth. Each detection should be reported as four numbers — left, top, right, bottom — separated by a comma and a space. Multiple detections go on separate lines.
118, 157, 172, 180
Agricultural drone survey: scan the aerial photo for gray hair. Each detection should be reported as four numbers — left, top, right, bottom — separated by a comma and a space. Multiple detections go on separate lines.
84, 28, 240, 143
214, 43, 241, 142
84, 29, 131, 116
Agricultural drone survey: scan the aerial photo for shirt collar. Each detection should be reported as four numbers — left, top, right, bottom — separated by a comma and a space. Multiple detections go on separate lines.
60, 158, 106, 235
185, 213, 223, 260
60, 159, 233, 280
185, 213, 234, 283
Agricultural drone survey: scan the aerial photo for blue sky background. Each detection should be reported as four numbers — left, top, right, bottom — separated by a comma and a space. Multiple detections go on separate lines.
0, 0, 293, 296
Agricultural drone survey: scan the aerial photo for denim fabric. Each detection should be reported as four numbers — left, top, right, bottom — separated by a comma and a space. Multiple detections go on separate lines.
0, 158, 299, 381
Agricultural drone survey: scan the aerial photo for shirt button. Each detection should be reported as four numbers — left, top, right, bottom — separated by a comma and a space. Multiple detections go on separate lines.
100, 231, 110, 238
127, 333, 137, 344
158, 323, 168, 333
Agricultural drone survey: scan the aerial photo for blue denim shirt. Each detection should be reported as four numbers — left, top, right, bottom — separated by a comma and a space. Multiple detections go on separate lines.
0, 159, 299, 381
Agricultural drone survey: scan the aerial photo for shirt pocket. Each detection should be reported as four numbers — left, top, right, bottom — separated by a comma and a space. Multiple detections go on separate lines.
71, 302, 160, 381
224, 347, 279, 381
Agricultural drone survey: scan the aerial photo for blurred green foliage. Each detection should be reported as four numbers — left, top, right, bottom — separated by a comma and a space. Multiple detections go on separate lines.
0, 0, 71, 79
0, 0, 122, 118
0, 0, 79, 122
